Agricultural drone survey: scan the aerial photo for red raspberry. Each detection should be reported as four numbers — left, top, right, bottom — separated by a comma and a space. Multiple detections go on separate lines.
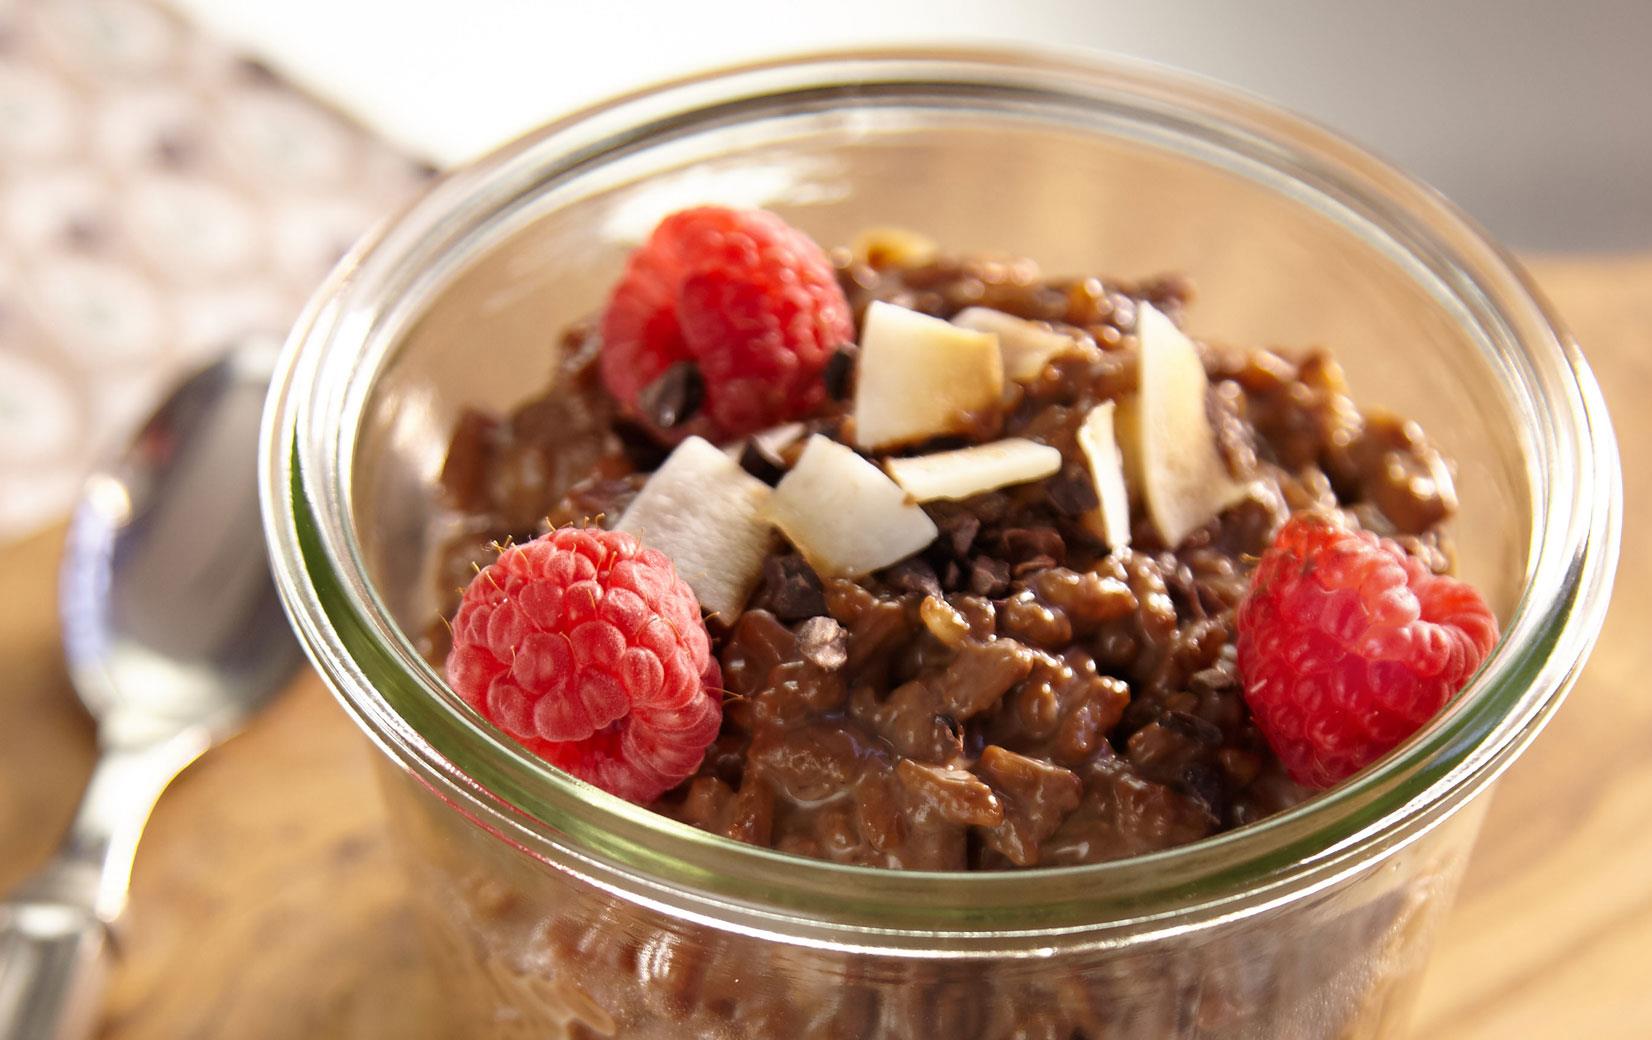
1236, 514, 1499, 788
444, 527, 722, 803
600, 206, 852, 438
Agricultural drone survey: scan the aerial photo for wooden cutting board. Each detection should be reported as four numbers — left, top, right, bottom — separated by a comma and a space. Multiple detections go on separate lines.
1, 254, 1648, 1039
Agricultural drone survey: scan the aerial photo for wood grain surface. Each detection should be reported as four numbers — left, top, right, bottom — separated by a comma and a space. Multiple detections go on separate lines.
1, 254, 1646, 1038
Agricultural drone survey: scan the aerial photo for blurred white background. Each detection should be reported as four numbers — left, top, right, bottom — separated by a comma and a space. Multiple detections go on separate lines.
171, 0, 1651, 252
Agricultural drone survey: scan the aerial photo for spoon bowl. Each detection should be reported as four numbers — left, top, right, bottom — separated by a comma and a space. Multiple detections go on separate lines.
59, 344, 301, 746
0, 339, 301, 1039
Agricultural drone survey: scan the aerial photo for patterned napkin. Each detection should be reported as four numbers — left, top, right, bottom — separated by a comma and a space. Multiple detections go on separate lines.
0, 0, 431, 540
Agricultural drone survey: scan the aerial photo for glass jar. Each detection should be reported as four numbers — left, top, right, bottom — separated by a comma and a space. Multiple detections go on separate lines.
260, 49, 1620, 1039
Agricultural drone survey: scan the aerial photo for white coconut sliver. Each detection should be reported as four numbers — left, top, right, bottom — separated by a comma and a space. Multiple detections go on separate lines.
1134, 302, 1248, 547
852, 301, 1003, 450
1076, 402, 1132, 551
763, 435, 938, 578
951, 306, 1091, 382
615, 436, 774, 618
885, 438, 1062, 503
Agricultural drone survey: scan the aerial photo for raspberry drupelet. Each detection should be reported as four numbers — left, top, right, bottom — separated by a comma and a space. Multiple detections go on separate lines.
445, 527, 723, 803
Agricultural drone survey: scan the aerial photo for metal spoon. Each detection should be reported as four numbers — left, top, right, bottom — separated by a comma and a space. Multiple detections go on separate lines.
0, 339, 302, 1039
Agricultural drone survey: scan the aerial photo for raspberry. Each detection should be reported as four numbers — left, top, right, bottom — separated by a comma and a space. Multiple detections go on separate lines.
444, 527, 723, 803
1236, 514, 1499, 788
600, 206, 853, 438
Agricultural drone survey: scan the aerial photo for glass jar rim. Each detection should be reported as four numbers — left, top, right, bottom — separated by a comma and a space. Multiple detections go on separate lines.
260, 45, 1620, 947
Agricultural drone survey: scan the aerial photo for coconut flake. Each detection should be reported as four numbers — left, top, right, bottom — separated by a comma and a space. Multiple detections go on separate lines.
616, 436, 774, 618
763, 435, 938, 578
1133, 302, 1247, 547
852, 301, 1004, 450
885, 438, 1062, 503
952, 307, 1093, 382
1076, 402, 1131, 551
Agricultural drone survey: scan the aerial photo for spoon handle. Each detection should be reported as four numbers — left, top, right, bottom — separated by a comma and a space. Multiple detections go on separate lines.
0, 732, 209, 1039
0, 894, 107, 1040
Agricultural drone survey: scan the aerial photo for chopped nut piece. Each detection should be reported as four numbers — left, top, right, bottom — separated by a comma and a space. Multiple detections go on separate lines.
919, 595, 971, 647
852, 226, 939, 269
796, 616, 848, 671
